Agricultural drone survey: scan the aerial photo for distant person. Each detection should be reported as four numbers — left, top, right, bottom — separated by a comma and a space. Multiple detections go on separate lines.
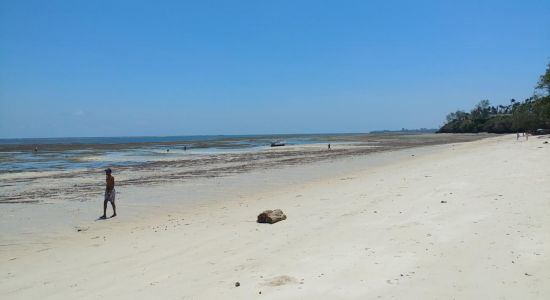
184, 146, 187, 151
34, 147, 38, 152
328, 143, 331, 150
100, 168, 116, 219
516, 133, 520, 140
167, 148, 170, 152
525, 132, 528, 141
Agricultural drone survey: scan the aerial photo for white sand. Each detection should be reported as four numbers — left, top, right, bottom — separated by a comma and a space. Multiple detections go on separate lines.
1, 134, 549, 299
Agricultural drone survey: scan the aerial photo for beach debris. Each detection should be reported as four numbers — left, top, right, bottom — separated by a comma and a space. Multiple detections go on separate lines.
441, 201, 447, 204
235, 281, 240, 287
544, 141, 548, 144
75, 226, 89, 232
257, 209, 287, 224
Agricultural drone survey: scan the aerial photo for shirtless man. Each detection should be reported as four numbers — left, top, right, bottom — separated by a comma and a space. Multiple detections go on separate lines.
100, 168, 117, 219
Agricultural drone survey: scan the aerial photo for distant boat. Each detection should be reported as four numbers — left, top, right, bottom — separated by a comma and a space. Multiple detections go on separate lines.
270, 141, 285, 147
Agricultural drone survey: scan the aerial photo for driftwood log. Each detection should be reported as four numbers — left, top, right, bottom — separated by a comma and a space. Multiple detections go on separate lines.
257, 209, 287, 224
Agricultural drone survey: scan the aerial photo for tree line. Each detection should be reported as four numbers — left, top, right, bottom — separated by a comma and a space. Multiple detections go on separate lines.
438, 63, 550, 134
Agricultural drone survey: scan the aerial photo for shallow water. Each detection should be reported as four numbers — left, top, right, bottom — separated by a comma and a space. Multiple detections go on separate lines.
0, 134, 348, 173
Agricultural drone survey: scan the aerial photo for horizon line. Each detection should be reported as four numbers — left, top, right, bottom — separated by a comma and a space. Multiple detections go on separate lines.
0, 128, 440, 141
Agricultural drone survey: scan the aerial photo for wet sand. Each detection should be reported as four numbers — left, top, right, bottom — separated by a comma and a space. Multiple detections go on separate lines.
0, 133, 486, 204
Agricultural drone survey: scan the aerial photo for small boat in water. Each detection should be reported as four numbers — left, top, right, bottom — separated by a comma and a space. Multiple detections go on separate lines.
270, 141, 285, 147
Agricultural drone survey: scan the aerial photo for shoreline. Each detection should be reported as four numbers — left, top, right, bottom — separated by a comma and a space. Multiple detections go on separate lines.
1, 133, 489, 203
1, 134, 549, 299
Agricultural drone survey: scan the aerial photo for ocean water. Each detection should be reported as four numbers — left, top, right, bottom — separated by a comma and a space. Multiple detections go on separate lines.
0, 134, 360, 173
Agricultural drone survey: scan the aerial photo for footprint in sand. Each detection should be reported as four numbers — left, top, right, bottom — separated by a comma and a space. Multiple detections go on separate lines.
263, 275, 302, 287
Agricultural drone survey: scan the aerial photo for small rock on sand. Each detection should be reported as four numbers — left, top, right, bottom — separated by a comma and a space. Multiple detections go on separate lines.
441, 201, 447, 204
257, 209, 287, 224
235, 281, 240, 287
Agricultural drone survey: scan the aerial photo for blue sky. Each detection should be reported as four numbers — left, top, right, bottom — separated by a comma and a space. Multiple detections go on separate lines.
1, 0, 549, 138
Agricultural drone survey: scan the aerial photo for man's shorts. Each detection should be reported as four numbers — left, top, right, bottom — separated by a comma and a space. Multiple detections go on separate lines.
104, 189, 116, 203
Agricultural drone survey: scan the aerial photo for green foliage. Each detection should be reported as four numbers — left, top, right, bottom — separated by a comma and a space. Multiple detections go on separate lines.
470, 99, 490, 120
482, 115, 513, 133
438, 63, 550, 134
446, 110, 468, 123
537, 63, 550, 94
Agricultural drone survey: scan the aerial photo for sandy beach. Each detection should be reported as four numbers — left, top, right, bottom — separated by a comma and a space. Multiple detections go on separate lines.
1, 134, 549, 299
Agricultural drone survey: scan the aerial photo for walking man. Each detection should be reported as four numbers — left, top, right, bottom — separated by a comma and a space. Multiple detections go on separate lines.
101, 168, 116, 219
